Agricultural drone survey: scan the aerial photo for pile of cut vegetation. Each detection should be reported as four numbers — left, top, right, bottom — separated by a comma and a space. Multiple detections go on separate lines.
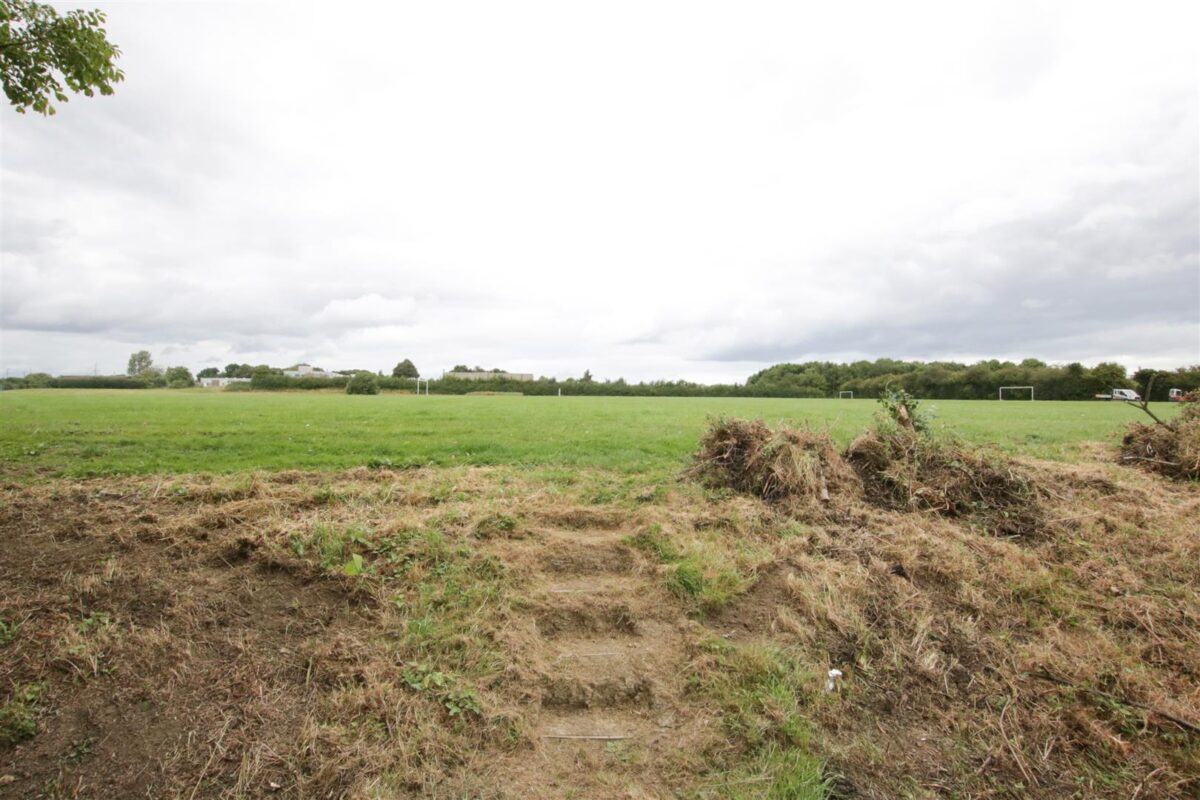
1120, 398, 1200, 480
845, 426, 1044, 536
690, 395, 1045, 536
688, 417, 860, 506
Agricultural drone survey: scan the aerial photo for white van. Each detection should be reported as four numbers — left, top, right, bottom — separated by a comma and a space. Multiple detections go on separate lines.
1095, 388, 1141, 401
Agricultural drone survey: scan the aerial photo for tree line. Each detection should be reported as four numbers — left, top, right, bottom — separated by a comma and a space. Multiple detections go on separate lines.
205, 358, 1200, 400
4, 355, 1197, 400
743, 359, 1200, 401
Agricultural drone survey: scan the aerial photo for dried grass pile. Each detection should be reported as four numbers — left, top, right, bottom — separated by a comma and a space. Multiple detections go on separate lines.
1120, 401, 1200, 480
846, 427, 1044, 536
712, 462, 1200, 798
689, 418, 860, 505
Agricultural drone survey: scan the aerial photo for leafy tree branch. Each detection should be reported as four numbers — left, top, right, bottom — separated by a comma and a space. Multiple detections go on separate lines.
0, 0, 123, 115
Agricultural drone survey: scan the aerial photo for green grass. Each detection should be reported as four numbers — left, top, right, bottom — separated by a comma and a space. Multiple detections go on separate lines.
0, 389, 1177, 479
0, 683, 43, 746
691, 638, 828, 799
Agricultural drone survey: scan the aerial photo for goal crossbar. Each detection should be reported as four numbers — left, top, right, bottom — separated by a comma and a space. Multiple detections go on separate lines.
998, 386, 1034, 400
838, 391, 854, 398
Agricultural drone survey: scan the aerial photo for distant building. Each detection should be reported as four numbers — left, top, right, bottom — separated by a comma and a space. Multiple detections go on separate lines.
199, 377, 251, 388
283, 364, 340, 379
444, 370, 534, 382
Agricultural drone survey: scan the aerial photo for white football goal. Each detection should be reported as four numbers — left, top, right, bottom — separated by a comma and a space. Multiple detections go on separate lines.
415, 379, 430, 395
838, 391, 854, 399
998, 386, 1034, 400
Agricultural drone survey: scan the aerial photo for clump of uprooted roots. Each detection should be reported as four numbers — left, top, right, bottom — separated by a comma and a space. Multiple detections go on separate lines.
689, 417, 860, 505
845, 427, 1045, 536
1120, 399, 1200, 480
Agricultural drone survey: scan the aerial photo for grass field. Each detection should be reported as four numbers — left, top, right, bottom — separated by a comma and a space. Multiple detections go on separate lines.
0, 389, 1178, 478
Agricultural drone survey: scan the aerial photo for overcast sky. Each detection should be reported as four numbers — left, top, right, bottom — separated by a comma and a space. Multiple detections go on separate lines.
1, 0, 1197, 381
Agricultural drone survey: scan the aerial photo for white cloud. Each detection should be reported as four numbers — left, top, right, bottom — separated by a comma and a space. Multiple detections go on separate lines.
312, 294, 418, 329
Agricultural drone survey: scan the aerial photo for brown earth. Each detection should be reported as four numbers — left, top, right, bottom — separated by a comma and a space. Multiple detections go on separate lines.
1, 454, 1197, 799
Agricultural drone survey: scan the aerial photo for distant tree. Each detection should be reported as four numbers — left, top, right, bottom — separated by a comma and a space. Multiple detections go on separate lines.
451, 364, 470, 373
164, 366, 194, 388
0, 0, 124, 115
23, 371, 52, 387
1088, 362, 1132, 396
392, 359, 419, 378
196, 367, 219, 378
138, 366, 165, 387
581, 369, 594, 383
126, 350, 152, 376
1020, 358, 1047, 369
345, 373, 379, 395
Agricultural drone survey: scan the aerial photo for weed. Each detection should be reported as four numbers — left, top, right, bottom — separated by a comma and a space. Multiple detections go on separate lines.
777, 521, 810, 539
625, 524, 679, 562
401, 663, 482, 718
66, 736, 96, 763
0, 618, 19, 647
379, 527, 508, 680
720, 747, 828, 800
0, 683, 44, 746
693, 639, 817, 750
473, 512, 520, 539
77, 612, 111, 634
628, 524, 759, 613
689, 640, 826, 796
665, 544, 756, 613
310, 486, 341, 506
877, 387, 934, 433
292, 524, 374, 572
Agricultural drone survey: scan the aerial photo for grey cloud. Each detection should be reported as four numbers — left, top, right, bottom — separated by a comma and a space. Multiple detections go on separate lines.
702, 159, 1199, 364
2, 2, 1197, 381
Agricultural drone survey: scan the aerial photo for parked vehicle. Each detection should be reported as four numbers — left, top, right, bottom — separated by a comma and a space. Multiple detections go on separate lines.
1094, 388, 1141, 401
1169, 388, 1188, 402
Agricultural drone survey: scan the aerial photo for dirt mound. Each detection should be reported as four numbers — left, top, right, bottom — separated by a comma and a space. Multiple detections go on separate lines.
689, 417, 860, 506
846, 428, 1044, 536
708, 458, 1200, 799
3, 460, 1196, 799
1120, 403, 1200, 480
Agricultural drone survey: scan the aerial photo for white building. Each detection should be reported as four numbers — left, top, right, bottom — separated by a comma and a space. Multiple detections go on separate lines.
199, 377, 251, 388
282, 364, 341, 379
444, 370, 534, 382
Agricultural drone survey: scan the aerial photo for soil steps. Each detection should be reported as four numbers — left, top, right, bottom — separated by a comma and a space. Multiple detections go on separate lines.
476, 524, 701, 795
542, 574, 643, 596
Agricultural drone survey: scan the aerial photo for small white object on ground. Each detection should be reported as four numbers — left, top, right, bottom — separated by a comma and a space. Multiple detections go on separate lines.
825, 668, 843, 692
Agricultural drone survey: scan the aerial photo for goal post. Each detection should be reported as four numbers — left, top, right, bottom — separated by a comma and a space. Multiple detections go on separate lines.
415, 379, 430, 395
838, 391, 854, 399
998, 386, 1034, 400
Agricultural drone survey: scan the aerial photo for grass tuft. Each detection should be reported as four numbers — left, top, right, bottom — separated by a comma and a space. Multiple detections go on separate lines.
0, 683, 44, 746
